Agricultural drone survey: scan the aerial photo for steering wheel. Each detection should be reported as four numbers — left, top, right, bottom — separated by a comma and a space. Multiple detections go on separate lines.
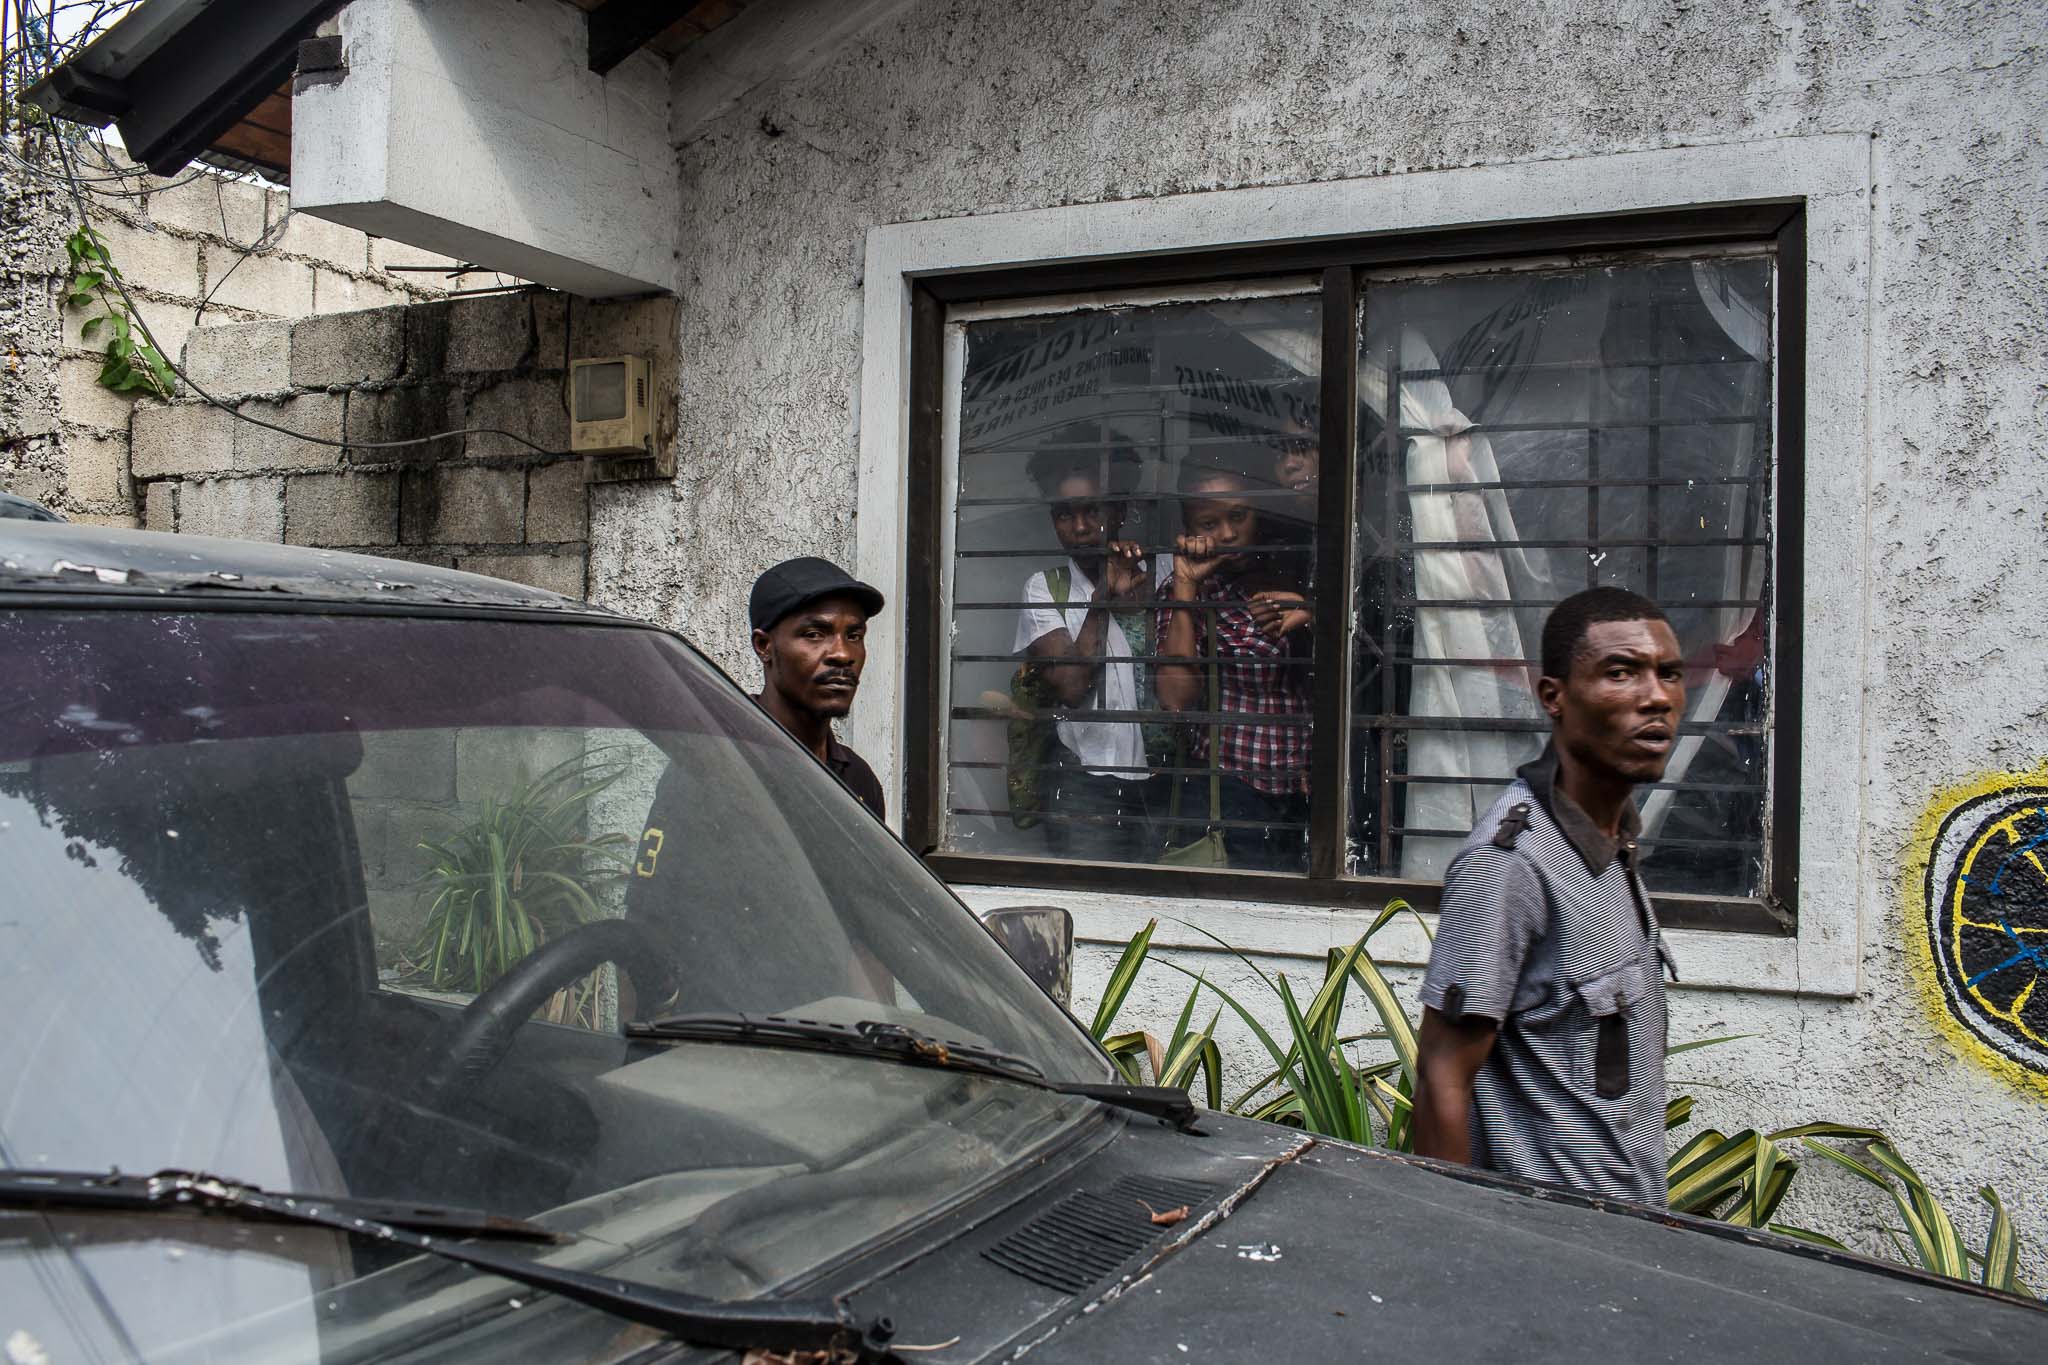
415, 918, 677, 1107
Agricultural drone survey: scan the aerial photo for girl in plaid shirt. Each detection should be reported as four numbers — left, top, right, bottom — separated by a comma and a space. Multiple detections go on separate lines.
1155, 465, 1315, 871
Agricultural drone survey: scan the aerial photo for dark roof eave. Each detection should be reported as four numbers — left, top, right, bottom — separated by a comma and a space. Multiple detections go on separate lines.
24, 0, 344, 176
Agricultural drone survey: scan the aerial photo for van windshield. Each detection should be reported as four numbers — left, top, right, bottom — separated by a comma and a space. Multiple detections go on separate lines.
0, 608, 1105, 1364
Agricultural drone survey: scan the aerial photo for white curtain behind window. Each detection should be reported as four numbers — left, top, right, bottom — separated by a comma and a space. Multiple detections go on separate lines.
1383, 328, 1553, 877
1376, 264, 1771, 879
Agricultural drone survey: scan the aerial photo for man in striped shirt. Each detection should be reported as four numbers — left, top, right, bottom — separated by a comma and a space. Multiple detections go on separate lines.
1411, 587, 1684, 1205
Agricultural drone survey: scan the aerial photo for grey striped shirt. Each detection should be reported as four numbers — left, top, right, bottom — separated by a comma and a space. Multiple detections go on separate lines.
1419, 749, 1677, 1205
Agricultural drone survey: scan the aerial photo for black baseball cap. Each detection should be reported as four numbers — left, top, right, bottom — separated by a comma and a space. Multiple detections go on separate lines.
749, 557, 886, 631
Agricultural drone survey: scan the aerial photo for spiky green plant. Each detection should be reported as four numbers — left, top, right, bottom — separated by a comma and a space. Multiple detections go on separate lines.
410, 753, 631, 1005
1090, 919, 1226, 1109
1083, 913, 2037, 1296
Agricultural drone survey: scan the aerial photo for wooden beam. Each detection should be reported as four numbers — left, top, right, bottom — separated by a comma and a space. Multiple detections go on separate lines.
587, 0, 691, 76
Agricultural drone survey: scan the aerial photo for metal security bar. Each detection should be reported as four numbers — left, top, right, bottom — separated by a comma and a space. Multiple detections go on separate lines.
909, 205, 1802, 935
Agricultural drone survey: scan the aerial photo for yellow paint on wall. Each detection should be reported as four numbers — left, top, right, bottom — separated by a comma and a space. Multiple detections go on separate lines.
1900, 761, 2048, 1100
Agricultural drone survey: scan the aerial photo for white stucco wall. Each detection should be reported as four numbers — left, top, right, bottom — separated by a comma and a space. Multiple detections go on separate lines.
583, 0, 2048, 1275
293, 0, 678, 296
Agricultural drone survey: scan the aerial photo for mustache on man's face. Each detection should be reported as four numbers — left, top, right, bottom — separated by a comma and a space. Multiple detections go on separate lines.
815, 668, 860, 689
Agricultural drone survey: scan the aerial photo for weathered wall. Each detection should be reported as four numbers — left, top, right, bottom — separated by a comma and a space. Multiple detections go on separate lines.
1, 140, 456, 523
128, 288, 677, 597
584, 0, 2048, 1272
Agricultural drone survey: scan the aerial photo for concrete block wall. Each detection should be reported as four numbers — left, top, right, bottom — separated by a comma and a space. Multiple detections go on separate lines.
132, 290, 681, 600
1, 137, 468, 525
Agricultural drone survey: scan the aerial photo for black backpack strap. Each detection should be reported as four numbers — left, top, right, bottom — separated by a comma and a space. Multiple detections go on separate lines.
1491, 802, 1533, 849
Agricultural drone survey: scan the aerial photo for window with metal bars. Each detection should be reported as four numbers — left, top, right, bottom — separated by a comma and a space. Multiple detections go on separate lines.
908, 218, 1797, 934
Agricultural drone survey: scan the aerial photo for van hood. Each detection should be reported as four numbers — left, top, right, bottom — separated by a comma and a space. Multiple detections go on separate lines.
837, 1112, 2041, 1364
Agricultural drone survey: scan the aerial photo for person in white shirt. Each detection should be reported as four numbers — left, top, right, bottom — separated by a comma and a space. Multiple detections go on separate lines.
1013, 445, 1166, 862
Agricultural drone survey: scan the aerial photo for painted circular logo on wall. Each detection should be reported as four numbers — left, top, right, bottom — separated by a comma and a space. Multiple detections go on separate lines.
1925, 787, 2048, 1075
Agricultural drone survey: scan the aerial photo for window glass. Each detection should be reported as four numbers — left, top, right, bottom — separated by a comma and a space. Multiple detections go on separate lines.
944, 293, 1322, 872
0, 608, 1103, 1360
1352, 256, 1773, 897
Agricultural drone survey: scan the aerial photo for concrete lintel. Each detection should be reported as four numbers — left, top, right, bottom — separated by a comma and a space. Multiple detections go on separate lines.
306, 200, 660, 300
291, 0, 677, 299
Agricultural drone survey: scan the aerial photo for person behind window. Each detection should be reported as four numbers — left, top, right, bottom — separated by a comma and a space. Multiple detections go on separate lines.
1012, 444, 1165, 862
1155, 460, 1313, 871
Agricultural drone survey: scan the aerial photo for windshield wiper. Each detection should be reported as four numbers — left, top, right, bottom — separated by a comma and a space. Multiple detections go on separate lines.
0, 1168, 899, 1362
0, 1167, 559, 1241
625, 1011, 1202, 1134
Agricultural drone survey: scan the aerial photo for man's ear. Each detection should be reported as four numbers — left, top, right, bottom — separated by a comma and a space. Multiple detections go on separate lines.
751, 627, 773, 667
1536, 674, 1565, 720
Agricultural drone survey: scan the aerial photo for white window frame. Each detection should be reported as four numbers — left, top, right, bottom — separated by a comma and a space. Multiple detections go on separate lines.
855, 133, 1876, 999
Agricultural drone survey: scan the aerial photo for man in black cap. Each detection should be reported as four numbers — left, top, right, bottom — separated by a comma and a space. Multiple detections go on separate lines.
617, 557, 889, 1019
748, 556, 888, 820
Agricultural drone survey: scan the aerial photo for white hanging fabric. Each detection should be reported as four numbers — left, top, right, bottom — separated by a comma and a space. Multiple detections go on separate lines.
1389, 328, 1550, 877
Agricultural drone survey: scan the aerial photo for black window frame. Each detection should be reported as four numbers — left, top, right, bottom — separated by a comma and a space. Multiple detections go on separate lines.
902, 202, 1806, 936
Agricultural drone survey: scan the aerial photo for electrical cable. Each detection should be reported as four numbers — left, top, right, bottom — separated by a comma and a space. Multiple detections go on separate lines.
0, 140, 210, 193
45, 130, 568, 460
192, 199, 294, 325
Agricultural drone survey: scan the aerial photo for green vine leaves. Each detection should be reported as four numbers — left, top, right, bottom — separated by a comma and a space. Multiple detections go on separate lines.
62, 224, 176, 399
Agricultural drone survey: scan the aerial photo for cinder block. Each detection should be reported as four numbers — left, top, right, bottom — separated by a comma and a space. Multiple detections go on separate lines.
59, 295, 115, 352
446, 292, 534, 372
284, 470, 401, 547
97, 221, 202, 298
3, 277, 60, 355
234, 392, 344, 472
2, 466, 61, 508
313, 269, 411, 314
292, 307, 405, 387
66, 295, 194, 367
269, 203, 370, 270
143, 480, 177, 530
65, 430, 131, 507
350, 727, 458, 802
430, 465, 525, 543
570, 294, 678, 365
454, 725, 585, 803
399, 468, 434, 544
177, 476, 286, 541
346, 384, 464, 464
524, 458, 590, 542
57, 357, 144, 431
402, 300, 456, 378
130, 297, 197, 372
532, 292, 568, 367
182, 318, 292, 396
67, 512, 141, 530
131, 400, 235, 478
0, 374, 59, 441
148, 173, 265, 242
200, 244, 316, 317
465, 374, 570, 460
456, 552, 585, 600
